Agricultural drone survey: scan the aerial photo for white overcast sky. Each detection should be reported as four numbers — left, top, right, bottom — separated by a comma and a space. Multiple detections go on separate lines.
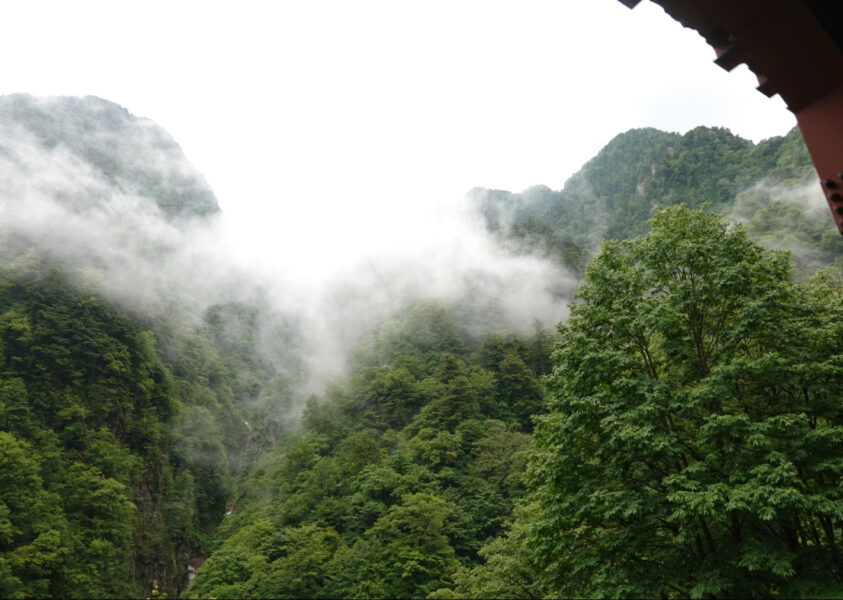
0, 0, 798, 267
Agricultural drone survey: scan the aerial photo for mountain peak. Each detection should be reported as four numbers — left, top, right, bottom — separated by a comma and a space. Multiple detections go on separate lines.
0, 94, 219, 221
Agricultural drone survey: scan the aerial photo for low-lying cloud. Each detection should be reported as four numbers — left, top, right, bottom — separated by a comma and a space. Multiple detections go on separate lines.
0, 95, 574, 399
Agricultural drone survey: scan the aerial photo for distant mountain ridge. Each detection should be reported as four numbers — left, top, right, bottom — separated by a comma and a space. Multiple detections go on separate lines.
470, 125, 838, 276
0, 94, 219, 221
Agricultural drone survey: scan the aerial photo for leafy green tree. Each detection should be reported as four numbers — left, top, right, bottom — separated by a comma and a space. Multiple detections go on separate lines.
529, 205, 843, 598
0, 378, 32, 434
185, 540, 263, 599
351, 365, 423, 429
275, 456, 348, 529
347, 493, 457, 598
344, 464, 403, 535
166, 470, 199, 558
413, 354, 484, 431
60, 462, 135, 598
470, 420, 531, 498
432, 503, 543, 600
252, 525, 344, 598
0, 431, 66, 599
335, 429, 383, 477
495, 350, 543, 430
440, 483, 510, 563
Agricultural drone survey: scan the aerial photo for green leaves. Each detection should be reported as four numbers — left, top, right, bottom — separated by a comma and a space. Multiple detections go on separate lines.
0, 432, 68, 598
530, 206, 843, 597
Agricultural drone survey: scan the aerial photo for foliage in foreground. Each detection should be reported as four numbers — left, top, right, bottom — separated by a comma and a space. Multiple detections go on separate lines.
527, 206, 843, 598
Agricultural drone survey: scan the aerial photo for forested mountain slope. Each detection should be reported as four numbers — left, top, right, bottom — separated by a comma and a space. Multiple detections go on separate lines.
0, 94, 219, 221
1, 95, 842, 599
186, 304, 553, 599
0, 96, 296, 598
471, 126, 840, 276
188, 126, 843, 598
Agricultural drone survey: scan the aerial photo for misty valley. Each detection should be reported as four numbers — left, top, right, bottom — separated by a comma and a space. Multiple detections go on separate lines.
1, 95, 843, 599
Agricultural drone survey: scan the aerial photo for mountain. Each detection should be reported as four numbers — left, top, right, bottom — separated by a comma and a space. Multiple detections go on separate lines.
0, 96, 289, 598
470, 125, 840, 276
1, 95, 842, 599
183, 126, 843, 598
0, 94, 219, 221
0, 95, 236, 319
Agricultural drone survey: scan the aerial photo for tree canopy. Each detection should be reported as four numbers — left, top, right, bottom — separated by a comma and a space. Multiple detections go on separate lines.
529, 205, 843, 598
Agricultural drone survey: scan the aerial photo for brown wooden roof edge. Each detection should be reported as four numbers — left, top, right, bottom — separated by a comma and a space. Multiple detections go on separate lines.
618, 0, 843, 234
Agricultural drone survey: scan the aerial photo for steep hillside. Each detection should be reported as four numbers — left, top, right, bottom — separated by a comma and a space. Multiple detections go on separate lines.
0, 96, 293, 597
185, 303, 553, 599
2, 95, 842, 599
0, 94, 219, 221
471, 126, 838, 276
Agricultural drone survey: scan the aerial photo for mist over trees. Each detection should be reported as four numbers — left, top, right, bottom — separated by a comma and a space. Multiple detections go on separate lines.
471, 125, 833, 277
0, 94, 842, 598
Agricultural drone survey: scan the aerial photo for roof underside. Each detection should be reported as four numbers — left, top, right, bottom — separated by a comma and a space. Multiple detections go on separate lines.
621, 0, 843, 233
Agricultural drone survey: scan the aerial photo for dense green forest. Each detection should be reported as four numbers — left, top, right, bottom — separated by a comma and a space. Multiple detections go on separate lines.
2, 95, 843, 598
184, 301, 553, 599
0, 249, 226, 597
471, 125, 836, 277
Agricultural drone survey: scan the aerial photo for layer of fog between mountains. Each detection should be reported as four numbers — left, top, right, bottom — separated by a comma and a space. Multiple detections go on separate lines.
0, 95, 575, 394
